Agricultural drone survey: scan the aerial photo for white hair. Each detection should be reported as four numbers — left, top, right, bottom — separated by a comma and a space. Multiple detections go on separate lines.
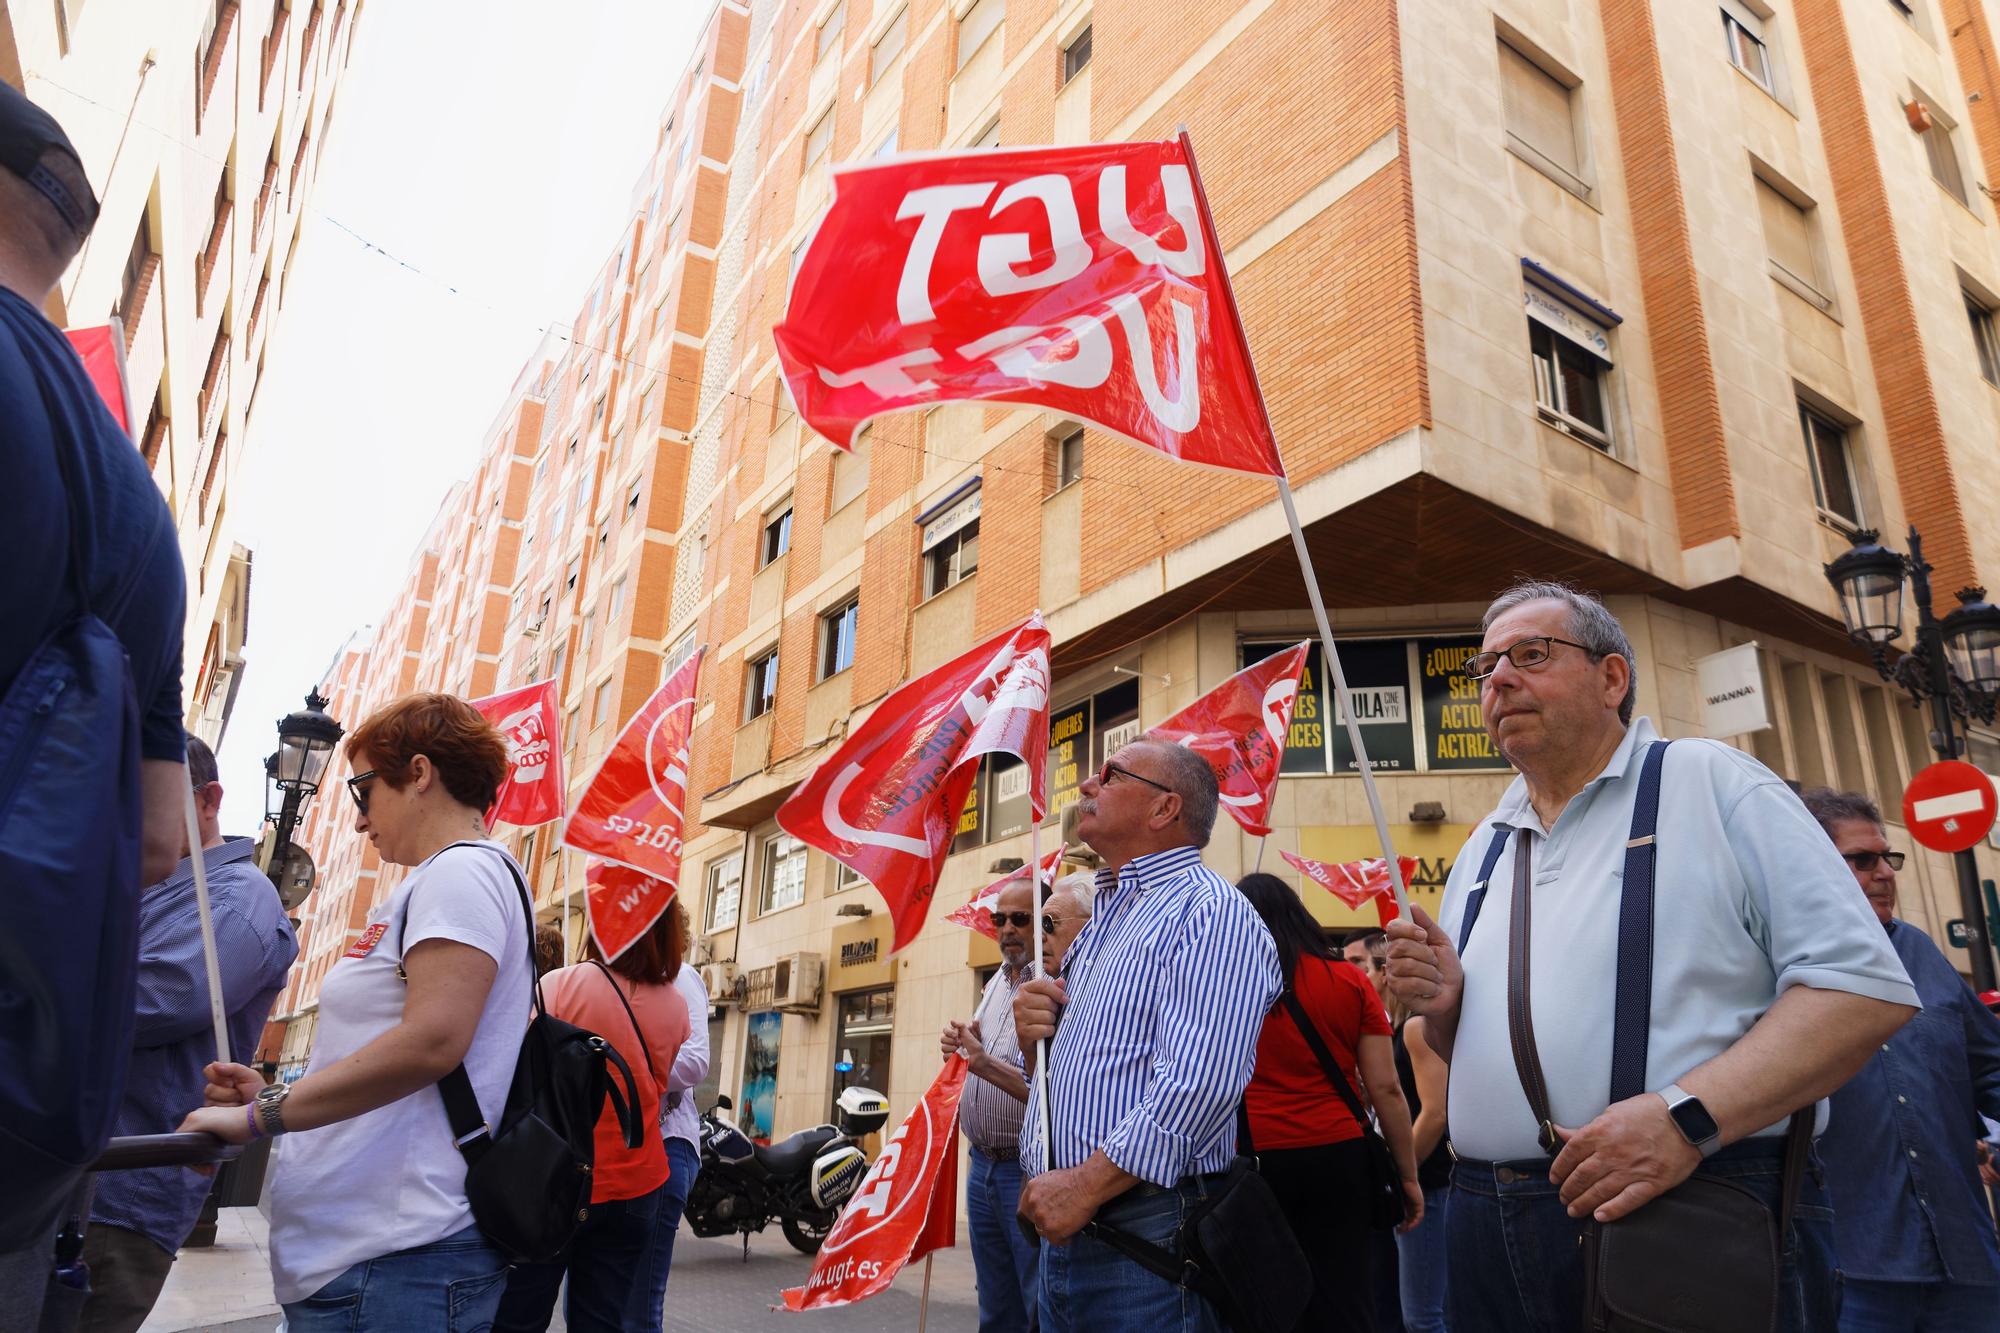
1051, 871, 1096, 914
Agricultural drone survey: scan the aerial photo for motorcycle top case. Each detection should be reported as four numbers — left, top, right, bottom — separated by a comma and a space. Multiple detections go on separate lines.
810, 1143, 868, 1210
835, 1086, 889, 1138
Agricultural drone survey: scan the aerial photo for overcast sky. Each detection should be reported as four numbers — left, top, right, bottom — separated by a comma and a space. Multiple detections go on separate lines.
216, 1, 702, 826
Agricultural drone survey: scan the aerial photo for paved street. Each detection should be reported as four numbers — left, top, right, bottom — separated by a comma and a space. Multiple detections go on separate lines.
140, 1208, 981, 1332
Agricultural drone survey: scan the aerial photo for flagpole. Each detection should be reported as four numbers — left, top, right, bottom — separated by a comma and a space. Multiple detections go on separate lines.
1174, 127, 1409, 917
917, 1254, 935, 1333
1253, 835, 1269, 874
1027, 815, 1055, 1166
184, 782, 231, 1066
560, 845, 574, 965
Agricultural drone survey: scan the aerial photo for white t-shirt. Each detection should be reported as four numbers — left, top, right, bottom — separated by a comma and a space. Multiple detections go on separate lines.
267, 841, 532, 1303
660, 964, 711, 1149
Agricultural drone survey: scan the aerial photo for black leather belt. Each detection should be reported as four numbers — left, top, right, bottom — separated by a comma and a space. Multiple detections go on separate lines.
972, 1143, 1019, 1162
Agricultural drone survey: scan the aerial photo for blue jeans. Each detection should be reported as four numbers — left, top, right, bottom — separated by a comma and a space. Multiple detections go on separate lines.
282, 1223, 509, 1332
626, 1138, 700, 1333
1038, 1178, 1223, 1333
1446, 1139, 1837, 1333
1394, 1183, 1451, 1331
496, 1184, 663, 1333
1839, 1277, 1995, 1331
967, 1147, 1039, 1333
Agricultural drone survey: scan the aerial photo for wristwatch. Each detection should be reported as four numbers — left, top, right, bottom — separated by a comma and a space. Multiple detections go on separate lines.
254, 1082, 292, 1138
1658, 1083, 1721, 1158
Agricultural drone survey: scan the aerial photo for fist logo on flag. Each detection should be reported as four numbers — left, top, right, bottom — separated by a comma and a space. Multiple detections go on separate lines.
497, 703, 552, 786
469, 680, 565, 828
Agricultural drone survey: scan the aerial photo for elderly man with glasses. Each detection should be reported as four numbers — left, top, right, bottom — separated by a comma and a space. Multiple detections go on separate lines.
1384, 580, 1917, 1332
943, 869, 1041, 1331
1801, 788, 2000, 1332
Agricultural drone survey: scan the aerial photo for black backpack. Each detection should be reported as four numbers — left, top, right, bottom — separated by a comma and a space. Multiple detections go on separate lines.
398, 845, 644, 1263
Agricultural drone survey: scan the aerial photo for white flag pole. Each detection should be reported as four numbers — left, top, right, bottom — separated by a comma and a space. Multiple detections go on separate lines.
1176, 127, 1409, 916
560, 846, 574, 965
183, 781, 231, 1066
1028, 813, 1055, 1162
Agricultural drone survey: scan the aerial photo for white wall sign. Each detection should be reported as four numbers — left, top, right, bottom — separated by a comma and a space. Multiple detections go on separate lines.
1695, 642, 1771, 739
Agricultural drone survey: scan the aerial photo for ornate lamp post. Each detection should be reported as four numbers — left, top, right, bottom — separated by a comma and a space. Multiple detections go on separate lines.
1825, 527, 2000, 990
264, 689, 344, 899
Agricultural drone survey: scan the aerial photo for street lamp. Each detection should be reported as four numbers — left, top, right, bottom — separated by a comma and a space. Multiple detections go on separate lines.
264, 690, 343, 898
1825, 526, 2000, 990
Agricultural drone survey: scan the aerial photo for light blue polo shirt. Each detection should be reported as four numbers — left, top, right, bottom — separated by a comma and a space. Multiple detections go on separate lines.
1440, 718, 1919, 1163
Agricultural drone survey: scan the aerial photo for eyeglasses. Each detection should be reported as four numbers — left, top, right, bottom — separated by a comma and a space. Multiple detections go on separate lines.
1464, 636, 1598, 681
1841, 850, 1905, 872
988, 910, 1034, 930
346, 770, 377, 815
1097, 761, 1173, 794
1041, 913, 1063, 936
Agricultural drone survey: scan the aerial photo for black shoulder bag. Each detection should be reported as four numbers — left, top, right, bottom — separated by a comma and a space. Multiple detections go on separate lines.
1480, 741, 1813, 1333
1271, 988, 1408, 1231
395, 845, 646, 1263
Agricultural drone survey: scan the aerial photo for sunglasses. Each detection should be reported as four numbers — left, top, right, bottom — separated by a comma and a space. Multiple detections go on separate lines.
346, 770, 378, 815
988, 910, 1034, 930
1842, 850, 1905, 872
1096, 761, 1172, 794
1041, 913, 1066, 936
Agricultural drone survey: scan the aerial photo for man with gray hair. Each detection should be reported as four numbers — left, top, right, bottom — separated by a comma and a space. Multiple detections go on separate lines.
1386, 580, 1917, 1331
1800, 788, 2000, 1330
1040, 873, 1095, 979
1012, 737, 1278, 1332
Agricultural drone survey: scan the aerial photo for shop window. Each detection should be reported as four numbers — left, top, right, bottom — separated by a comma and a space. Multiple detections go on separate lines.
832, 987, 894, 1112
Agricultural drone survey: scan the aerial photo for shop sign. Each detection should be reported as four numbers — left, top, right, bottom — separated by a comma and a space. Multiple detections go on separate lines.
832, 913, 897, 990
1246, 635, 1506, 776
1694, 643, 1771, 739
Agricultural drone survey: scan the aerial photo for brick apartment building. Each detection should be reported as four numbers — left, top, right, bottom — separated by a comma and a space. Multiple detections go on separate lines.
4, 0, 363, 746
270, 0, 2000, 1166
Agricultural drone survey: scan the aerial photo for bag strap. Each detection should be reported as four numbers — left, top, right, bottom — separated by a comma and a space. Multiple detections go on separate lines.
588, 957, 662, 1087
1456, 826, 1512, 956
1278, 989, 1372, 1131
1081, 1214, 1196, 1289
1609, 739, 1671, 1103
1503, 827, 1560, 1157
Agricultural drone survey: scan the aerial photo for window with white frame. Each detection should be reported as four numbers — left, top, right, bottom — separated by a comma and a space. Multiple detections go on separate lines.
1054, 426, 1084, 490
874, 127, 900, 158
871, 5, 907, 84
1918, 94, 1970, 207
744, 646, 780, 720
761, 503, 793, 566
819, 597, 859, 680
816, 1, 845, 62
1498, 37, 1588, 196
804, 111, 834, 171
973, 119, 1000, 149
607, 577, 627, 621
592, 677, 616, 727
921, 485, 981, 597
1525, 285, 1614, 449
832, 859, 867, 893
958, 0, 1003, 70
1721, 4, 1772, 93
1966, 289, 2000, 385
704, 855, 741, 932
1063, 24, 1092, 83
1756, 172, 1830, 307
759, 832, 808, 913
1799, 401, 1864, 527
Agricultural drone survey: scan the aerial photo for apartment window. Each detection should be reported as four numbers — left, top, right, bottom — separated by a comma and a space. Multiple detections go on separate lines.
1800, 403, 1863, 527
1721, 4, 1772, 93
626, 479, 642, 520
744, 646, 780, 720
115, 216, 158, 339
974, 119, 1001, 150
804, 111, 834, 171
819, 597, 859, 680
761, 504, 793, 566
1889, 0, 1917, 22
1526, 289, 1614, 449
871, 5, 907, 84
922, 486, 981, 597
874, 127, 900, 158
607, 577, 627, 621
1967, 290, 2000, 385
759, 832, 808, 914
592, 677, 616, 727
1054, 426, 1084, 490
958, 0, 1003, 70
817, 1, 845, 62
1756, 174, 1829, 306
1919, 100, 1970, 206
1063, 24, 1092, 83
704, 856, 742, 932
1499, 39, 1587, 195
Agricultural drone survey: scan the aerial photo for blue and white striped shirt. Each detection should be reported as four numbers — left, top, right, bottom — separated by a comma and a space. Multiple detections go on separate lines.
1022, 845, 1279, 1185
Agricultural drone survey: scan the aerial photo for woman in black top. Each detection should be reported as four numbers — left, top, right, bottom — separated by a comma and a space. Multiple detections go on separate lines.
1394, 1013, 1453, 1331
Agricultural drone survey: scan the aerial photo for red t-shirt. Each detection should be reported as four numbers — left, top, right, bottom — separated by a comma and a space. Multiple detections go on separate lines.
1244, 954, 1391, 1150
543, 963, 691, 1202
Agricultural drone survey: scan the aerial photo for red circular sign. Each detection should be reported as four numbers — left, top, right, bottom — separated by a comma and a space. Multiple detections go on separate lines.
1901, 760, 1998, 853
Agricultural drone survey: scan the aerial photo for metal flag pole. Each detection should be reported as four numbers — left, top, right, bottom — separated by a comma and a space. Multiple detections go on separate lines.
1253, 835, 1269, 874
1027, 813, 1055, 1161
1175, 126, 1410, 915
917, 1253, 936, 1333
183, 780, 231, 1066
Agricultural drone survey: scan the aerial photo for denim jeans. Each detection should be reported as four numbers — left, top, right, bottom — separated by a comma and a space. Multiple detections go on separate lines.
1038, 1177, 1224, 1333
1394, 1183, 1452, 1332
1445, 1139, 1837, 1333
967, 1147, 1039, 1332
1838, 1277, 1996, 1332
496, 1184, 663, 1333
282, 1223, 510, 1332
626, 1138, 701, 1333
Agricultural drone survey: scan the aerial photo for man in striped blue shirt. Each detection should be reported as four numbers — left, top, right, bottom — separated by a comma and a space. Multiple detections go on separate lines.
1015, 738, 1280, 1332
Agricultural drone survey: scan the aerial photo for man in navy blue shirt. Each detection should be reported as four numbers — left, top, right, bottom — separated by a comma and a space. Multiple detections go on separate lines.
1805, 788, 2000, 1331
79, 736, 297, 1333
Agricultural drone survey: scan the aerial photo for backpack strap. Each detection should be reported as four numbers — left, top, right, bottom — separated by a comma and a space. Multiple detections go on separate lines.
1455, 825, 1512, 956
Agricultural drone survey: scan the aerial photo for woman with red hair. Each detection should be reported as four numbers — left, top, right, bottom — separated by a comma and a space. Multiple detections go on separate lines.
179, 693, 534, 1331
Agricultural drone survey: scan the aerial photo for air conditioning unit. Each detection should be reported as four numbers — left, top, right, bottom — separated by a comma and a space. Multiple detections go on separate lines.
700, 961, 742, 1007
772, 952, 825, 1013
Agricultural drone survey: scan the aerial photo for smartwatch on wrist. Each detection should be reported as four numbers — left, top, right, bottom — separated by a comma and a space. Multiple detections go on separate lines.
254, 1082, 291, 1138
1659, 1083, 1721, 1157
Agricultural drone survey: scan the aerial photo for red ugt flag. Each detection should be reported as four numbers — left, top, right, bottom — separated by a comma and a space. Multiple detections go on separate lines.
1284, 850, 1420, 912
564, 649, 705, 887
470, 679, 566, 828
1149, 642, 1308, 838
582, 859, 678, 964
778, 615, 1051, 953
774, 135, 1284, 478
781, 1056, 966, 1311
946, 843, 1068, 940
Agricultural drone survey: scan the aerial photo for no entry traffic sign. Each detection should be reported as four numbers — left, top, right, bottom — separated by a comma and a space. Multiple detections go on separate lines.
1902, 761, 1998, 854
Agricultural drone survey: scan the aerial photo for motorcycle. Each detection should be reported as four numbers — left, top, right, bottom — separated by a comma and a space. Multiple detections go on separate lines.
685, 1085, 890, 1256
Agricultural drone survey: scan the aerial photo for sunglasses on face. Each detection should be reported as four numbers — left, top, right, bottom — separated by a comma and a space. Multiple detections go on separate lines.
1096, 761, 1172, 794
1842, 850, 1905, 872
347, 770, 377, 815
1042, 913, 1062, 936
988, 910, 1034, 930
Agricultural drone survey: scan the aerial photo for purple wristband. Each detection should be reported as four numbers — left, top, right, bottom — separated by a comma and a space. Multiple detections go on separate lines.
245, 1102, 263, 1141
